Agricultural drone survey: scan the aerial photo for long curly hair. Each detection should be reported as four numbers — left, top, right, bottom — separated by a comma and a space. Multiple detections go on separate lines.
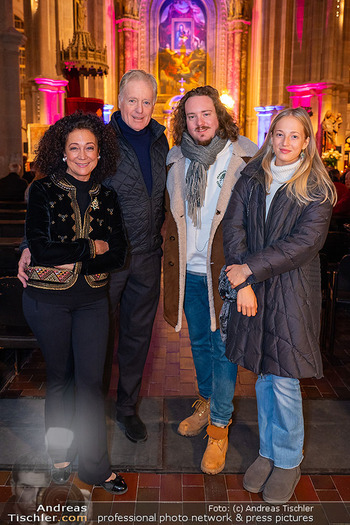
252, 107, 336, 205
34, 112, 119, 183
172, 86, 239, 146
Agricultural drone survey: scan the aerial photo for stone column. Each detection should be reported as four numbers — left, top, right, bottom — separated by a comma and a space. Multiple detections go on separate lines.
34, 78, 69, 125
227, 10, 251, 132
0, 0, 26, 177
24, 0, 68, 126
286, 83, 336, 155
115, 17, 140, 86
254, 105, 284, 147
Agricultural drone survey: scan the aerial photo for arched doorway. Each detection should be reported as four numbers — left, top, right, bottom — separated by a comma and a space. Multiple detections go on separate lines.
139, 0, 228, 102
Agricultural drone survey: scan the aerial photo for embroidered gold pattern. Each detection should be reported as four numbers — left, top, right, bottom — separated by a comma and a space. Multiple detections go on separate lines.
29, 175, 108, 291
91, 197, 99, 210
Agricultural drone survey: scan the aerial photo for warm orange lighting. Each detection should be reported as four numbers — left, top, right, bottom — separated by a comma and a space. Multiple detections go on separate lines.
220, 92, 234, 109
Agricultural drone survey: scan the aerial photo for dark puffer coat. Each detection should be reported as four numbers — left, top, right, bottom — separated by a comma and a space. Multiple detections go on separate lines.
105, 111, 168, 255
222, 158, 333, 379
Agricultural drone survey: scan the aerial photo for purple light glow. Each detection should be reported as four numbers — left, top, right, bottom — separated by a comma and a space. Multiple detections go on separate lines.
287, 82, 333, 93
35, 78, 69, 88
117, 28, 139, 32
230, 19, 251, 25
326, 0, 332, 29
296, 0, 304, 50
115, 18, 137, 24
35, 78, 68, 124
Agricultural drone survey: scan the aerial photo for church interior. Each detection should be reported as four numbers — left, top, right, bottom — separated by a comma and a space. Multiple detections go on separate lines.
1, 0, 350, 520
1, 0, 350, 173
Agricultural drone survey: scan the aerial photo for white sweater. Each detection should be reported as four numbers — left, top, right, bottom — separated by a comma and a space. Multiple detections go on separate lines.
266, 158, 301, 218
186, 141, 233, 273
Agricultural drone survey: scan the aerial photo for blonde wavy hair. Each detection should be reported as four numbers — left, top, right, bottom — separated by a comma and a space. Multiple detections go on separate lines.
252, 107, 336, 205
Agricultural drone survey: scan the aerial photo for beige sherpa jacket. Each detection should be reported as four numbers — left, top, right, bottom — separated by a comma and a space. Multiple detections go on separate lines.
163, 135, 258, 332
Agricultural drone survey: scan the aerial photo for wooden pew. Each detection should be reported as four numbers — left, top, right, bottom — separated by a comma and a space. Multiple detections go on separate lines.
0, 209, 26, 220
0, 220, 25, 237
0, 201, 27, 210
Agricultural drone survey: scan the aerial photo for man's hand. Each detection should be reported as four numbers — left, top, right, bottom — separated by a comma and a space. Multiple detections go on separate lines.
236, 285, 258, 317
17, 248, 31, 288
226, 263, 252, 288
94, 240, 109, 255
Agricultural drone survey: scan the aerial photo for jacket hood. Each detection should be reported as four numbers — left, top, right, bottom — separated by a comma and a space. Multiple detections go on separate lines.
110, 111, 166, 141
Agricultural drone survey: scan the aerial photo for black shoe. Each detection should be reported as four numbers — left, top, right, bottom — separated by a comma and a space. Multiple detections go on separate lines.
52, 463, 72, 485
100, 473, 128, 495
116, 414, 148, 443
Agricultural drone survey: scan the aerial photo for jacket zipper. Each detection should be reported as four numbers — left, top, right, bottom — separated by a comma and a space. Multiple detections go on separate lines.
256, 180, 285, 374
264, 184, 285, 242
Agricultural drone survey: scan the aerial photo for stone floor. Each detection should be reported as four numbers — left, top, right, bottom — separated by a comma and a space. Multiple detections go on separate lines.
1, 290, 350, 524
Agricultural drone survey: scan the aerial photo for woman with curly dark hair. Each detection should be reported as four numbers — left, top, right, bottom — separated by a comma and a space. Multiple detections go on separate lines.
20, 112, 128, 494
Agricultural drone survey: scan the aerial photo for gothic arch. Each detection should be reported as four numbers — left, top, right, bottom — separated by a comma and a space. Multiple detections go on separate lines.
139, 0, 228, 97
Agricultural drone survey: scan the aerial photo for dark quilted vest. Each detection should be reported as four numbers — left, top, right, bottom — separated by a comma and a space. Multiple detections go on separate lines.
106, 112, 169, 254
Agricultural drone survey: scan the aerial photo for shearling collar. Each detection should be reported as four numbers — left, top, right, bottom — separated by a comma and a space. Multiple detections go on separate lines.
167, 135, 256, 165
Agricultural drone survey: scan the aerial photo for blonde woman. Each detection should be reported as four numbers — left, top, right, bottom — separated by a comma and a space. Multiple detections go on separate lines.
222, 107, 336, 503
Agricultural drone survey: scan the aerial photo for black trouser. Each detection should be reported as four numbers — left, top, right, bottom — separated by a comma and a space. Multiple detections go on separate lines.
108, 251, 161, 417
22, 292, 112, 485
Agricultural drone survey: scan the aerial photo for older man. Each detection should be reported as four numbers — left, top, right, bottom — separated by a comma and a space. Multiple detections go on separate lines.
105, 70, 168, 442
163, 86, 257, 474
18, 70, 168, 443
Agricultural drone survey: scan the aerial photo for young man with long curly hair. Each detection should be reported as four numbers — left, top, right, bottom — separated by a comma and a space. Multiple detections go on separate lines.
163, 86, 257, 474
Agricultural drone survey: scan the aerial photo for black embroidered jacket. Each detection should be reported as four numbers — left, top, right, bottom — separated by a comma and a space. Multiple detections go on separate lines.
25, 175, 127, 290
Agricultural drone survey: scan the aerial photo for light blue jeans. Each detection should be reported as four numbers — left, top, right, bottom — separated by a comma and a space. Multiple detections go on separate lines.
184, 271, 237, 426
256, 374, 304, 469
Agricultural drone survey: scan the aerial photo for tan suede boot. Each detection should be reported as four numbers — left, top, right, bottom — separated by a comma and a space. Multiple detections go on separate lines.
200, 420, 231, 475
177, 396, 210, 436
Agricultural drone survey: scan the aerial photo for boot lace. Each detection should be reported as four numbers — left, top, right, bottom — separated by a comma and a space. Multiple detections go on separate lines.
192, 398, 210, 417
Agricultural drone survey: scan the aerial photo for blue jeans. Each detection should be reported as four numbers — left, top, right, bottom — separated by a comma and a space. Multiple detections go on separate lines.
184, 271, 237, 426
256, 374, 304, 469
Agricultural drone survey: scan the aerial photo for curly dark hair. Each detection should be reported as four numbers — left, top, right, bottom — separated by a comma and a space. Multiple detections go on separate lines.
34, 112, 119, 183
172, 86, 239, 145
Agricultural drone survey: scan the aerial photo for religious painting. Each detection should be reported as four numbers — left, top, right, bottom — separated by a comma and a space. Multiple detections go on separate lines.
172, 19, 193, 52
158, 0, 207, 95
27, 124, 50, 162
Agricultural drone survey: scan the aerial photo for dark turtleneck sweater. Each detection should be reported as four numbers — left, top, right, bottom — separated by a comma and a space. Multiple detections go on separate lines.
117, 116, 153, 196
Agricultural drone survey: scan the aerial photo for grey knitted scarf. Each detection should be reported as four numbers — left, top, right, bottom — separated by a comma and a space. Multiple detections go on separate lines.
181, 132, 227, 227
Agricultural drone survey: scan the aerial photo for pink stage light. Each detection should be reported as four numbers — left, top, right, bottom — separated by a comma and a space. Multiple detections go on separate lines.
296, 0, 304, 50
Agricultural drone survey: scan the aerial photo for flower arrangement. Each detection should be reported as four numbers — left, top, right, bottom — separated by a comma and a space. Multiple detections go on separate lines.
322, 148, 342, 168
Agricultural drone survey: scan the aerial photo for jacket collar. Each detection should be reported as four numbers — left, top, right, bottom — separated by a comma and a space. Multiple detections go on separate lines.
110, 111, 166, 142
166, 139, 248, 218
51, 174, 100, 195
241, 156, 265, 184
167, 134, 252, 163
